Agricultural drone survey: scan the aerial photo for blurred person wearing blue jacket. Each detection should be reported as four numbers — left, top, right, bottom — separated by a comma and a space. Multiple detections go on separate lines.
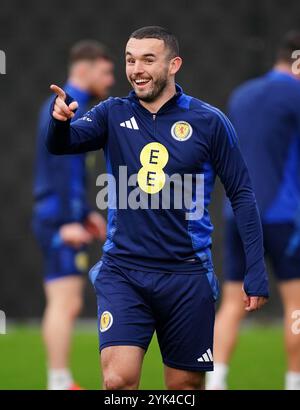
207, 31, 300, 391
32, 40, 114, 390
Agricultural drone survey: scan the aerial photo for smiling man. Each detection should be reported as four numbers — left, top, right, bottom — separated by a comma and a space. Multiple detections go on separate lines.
126, 35, 176, 105
45, 26, 268, 390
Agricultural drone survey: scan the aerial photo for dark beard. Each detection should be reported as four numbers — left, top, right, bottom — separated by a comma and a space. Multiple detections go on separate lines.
136, 75, 168, 103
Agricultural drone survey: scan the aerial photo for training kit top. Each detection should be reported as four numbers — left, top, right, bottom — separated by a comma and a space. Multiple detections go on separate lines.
46, 84, 269, 297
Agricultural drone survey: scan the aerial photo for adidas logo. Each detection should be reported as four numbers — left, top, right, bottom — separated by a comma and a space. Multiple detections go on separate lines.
120, 116, 139, 130
197, 348, 213, 362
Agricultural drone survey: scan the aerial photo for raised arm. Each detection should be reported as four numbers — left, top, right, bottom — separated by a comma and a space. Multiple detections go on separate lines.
46, 84, 108, 155
209, 109, 269, 310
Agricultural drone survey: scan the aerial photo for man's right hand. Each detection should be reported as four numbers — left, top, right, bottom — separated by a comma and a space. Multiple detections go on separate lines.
59, 223, 93, 249
50, 84, 79, 122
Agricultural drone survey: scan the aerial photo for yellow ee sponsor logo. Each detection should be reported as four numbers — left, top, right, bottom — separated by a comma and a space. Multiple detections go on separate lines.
100, 311, 113, 333
137, 142, 169, 194
171, 121, 193, 141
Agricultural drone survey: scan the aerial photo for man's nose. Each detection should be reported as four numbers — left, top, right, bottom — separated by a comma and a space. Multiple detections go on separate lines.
133, 61, 144, 75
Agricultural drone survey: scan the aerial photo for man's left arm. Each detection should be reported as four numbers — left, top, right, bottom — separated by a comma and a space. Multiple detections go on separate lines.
209, 111, 269, 310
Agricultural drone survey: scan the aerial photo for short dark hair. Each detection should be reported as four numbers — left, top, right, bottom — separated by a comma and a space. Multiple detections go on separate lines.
276, 31, 300, 63
129, 26, 179, 58
69, 40, 112, 65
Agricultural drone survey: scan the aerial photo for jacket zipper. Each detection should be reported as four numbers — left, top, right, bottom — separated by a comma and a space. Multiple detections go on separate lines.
153, 114, 157, 138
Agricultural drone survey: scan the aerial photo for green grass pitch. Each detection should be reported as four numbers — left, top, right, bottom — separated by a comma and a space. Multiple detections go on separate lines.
0, 324, 285, 390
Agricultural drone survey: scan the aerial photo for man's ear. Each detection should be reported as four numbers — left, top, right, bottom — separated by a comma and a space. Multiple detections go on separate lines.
169, 56, 182, 76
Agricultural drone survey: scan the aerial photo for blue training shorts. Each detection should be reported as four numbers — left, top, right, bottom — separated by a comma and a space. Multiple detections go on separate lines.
32, 219, 88, 282
89, 256, 219, 372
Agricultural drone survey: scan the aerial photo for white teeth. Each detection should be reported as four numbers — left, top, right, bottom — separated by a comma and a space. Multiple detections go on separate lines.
135, 79, 149, 84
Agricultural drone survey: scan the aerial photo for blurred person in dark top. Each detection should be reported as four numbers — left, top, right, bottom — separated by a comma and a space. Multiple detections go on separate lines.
32, 40, 115, 390
207, 31, 300, 391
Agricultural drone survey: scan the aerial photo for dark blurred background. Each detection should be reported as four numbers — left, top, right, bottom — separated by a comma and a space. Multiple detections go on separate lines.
0, 0, 300, 319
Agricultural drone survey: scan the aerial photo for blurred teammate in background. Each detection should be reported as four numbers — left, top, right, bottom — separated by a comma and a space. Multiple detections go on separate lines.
32, 40, 115, 390
207, 31, 300, 391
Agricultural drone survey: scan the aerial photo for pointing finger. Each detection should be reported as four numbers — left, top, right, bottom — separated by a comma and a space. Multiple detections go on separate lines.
50, 84, 66, 100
